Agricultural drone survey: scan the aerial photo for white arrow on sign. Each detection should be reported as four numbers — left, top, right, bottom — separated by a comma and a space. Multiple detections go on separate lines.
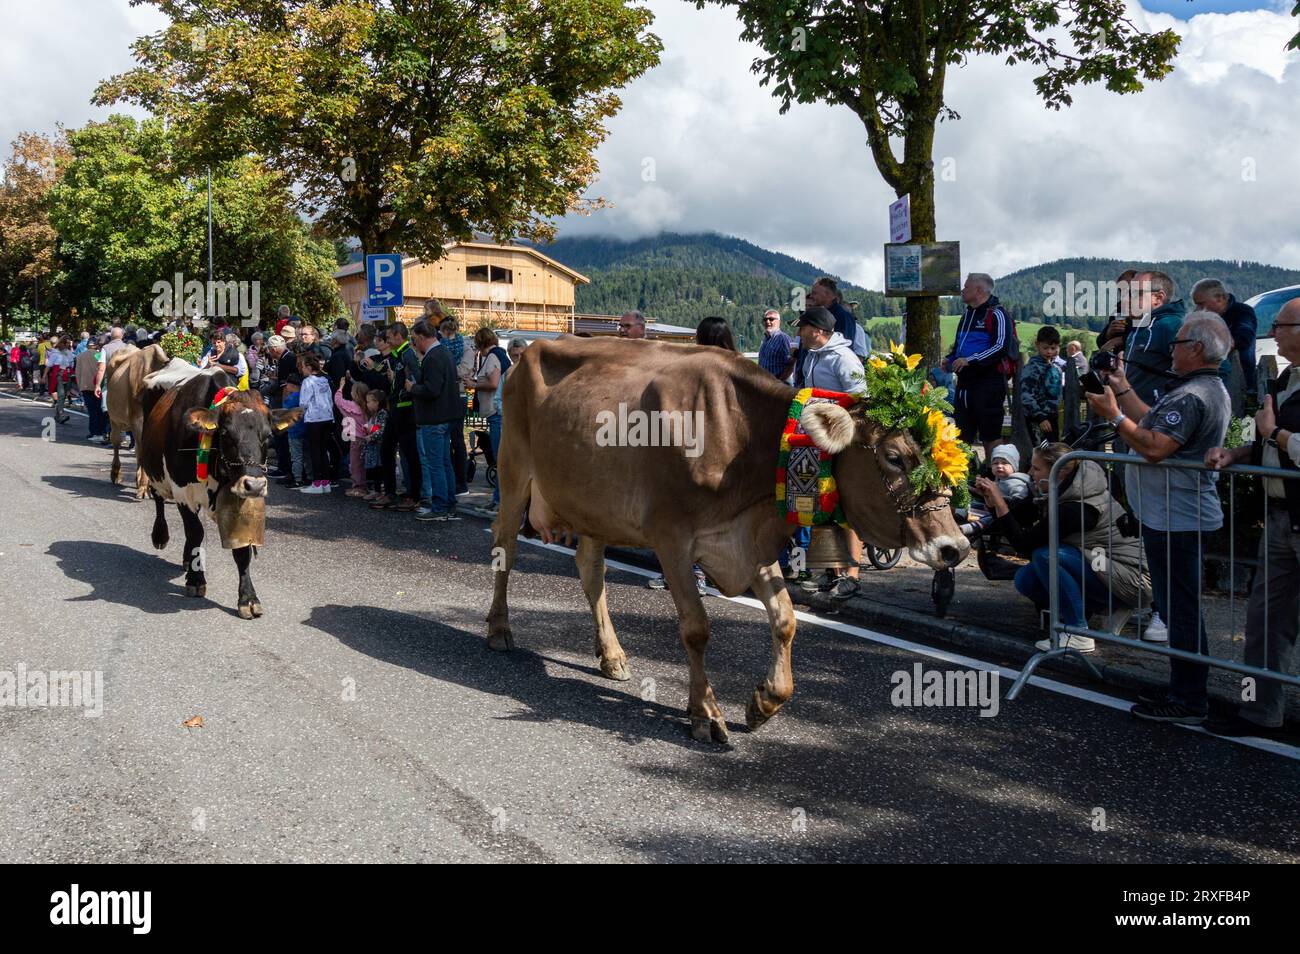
371, 291, 395, 302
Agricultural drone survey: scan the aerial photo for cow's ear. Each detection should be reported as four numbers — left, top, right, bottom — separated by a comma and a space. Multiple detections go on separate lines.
271, 407, 304, 433
800, 402, 855, 454
186, 409, 220, 433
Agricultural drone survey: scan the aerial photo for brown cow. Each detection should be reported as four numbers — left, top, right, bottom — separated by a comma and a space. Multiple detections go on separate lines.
106, 344, 171, 497
487, 337, 969, 743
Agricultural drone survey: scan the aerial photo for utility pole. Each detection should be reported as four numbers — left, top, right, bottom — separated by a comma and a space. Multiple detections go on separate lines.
207, 166, 214, 323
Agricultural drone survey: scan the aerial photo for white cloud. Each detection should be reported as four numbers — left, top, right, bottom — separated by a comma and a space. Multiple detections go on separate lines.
560, 0, 1300, 287
1, 0, 1296, 289
0, 0, 166, 150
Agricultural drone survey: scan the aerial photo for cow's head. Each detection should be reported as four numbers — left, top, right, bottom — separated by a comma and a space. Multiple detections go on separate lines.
800, 401, 969, 569
187, 392, 302, 498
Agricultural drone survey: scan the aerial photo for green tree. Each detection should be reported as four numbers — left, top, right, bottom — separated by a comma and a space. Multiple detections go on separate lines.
50, 115, 344, 325
697, 0, 1180, 362
96, 0, 663, 258
0, 131, 70, 331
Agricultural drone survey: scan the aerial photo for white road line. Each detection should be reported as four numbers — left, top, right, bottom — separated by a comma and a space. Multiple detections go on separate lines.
502, 531, 1300, 763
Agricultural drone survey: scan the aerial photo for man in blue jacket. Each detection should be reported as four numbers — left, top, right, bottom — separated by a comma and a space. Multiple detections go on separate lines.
1193, 278, 1259, 405
809, 277, 870, 359
942, 273, 1011, 457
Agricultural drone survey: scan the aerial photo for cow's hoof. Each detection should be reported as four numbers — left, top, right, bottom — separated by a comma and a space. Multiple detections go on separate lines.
238, 602, 262, 619
746, 690, 776, 731
600, 656, 631, 682
690, 715, 730, 744
248, 602, 263, 618
151, 531, 168, 550
487, 630, 515, 652
185, 584, 206, 598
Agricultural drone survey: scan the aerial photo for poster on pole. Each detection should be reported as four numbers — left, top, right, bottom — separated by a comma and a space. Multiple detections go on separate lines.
884, 241, 961, 297
889, 195, 911, 244
885, 244, 923, 292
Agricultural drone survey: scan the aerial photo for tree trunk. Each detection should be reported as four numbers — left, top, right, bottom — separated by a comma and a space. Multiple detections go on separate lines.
902, 168, 942, 365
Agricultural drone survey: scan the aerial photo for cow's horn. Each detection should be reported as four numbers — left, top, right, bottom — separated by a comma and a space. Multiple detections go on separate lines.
800, 402, 855, 454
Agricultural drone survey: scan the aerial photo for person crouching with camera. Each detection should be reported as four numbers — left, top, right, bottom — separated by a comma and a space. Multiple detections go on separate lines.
1086, 312, 1233, 726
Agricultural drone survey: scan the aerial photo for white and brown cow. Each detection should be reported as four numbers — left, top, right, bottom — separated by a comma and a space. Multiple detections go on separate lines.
139, 367, 301, 618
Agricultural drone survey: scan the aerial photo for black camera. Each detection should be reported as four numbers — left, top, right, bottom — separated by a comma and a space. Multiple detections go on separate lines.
1089, 349, 1120, 373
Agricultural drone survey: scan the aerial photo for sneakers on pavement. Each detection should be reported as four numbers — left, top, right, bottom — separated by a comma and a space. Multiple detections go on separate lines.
1034, 634, 1097, 653
1141, 612, 1168, 643
800, 570, 835, 593
828, 577, 861, 601
1130, 701, 1205, 725
1204, 715, 1281, 738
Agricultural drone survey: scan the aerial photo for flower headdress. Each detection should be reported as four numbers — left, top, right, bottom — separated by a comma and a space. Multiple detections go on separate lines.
862, 343, 971, 507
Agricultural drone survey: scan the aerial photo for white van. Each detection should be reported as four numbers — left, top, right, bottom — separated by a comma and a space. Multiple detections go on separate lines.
1250, 284, 1300, 376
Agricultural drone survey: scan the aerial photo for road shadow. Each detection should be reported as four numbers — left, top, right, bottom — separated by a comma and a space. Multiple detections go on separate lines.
43, 472, 140, 503
47, 540, 224, 616
304, 602, 727, 749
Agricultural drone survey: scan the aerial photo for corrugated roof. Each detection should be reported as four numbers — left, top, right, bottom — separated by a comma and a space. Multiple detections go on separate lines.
332, 243, 589, 284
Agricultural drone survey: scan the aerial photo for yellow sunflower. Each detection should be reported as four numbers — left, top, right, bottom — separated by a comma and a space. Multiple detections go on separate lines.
925, 409, 967, 486
905, 352, 923, 371
869, 356, 888, 370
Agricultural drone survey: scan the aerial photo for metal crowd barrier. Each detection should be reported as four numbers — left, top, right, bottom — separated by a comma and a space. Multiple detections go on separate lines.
1006, 449, 1300, 702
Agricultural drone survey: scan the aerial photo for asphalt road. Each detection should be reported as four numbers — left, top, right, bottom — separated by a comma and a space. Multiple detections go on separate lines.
2, 387, 1298, 863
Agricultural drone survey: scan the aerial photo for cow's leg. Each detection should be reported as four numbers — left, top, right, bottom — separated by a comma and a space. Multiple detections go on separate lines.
132, 413, 149, 499
179, 505, 207, 598
109, 423, 123, 485
661, 554, 728, 743
233, 546, 261, 619
150, 492, 169, 550
574, 537, 630, 681
486, 439, 530, 652
745, 560, 798, 730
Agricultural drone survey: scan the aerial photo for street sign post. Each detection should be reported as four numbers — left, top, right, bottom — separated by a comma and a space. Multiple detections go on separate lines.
889, 195, 912, 244
365, 254, 404, 309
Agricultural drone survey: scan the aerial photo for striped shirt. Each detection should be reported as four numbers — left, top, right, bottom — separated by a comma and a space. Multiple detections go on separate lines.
758, 330, 795, 380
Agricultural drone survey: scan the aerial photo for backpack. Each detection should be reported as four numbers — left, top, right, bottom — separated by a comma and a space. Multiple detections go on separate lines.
982, 304, 1019, 378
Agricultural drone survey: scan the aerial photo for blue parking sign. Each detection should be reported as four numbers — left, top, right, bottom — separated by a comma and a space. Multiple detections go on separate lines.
365, 254, 404, 308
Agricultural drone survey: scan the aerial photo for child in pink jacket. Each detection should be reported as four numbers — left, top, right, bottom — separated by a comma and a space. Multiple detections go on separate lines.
335, 376, 370, 497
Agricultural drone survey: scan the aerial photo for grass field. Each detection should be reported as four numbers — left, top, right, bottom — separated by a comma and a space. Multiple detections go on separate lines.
866, 315, 1095, 354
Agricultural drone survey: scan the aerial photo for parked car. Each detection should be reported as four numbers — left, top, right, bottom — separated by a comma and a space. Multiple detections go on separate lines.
1250, 284, 1300, 377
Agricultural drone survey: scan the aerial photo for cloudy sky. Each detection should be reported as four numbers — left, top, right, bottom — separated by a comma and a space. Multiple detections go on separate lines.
2, 0, 1297, 287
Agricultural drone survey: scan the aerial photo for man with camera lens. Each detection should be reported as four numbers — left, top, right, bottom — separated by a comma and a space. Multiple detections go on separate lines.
1086, 313, 1232, 725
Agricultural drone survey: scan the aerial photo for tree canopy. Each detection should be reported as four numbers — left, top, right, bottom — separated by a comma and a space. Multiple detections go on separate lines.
96, 0, 663, 258
698, 0, 1180, 360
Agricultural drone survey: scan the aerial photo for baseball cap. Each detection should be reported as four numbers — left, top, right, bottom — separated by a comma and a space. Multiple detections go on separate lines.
797, 307, 835, 333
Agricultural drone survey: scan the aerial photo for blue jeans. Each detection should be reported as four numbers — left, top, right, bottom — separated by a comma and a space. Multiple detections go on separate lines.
488, 413, 502, 505
417, 423, 456, 513
1142, 527, 1210, 714
1014, 545, 1111, 627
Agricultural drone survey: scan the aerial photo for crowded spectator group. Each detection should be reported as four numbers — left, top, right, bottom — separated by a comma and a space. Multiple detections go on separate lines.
4, 267, 1290, 738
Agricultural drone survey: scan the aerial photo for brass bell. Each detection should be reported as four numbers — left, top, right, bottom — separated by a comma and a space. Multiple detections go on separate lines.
805, 524, 856, 570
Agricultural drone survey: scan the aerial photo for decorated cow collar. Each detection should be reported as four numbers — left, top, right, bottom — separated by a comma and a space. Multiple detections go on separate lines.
196, 386, 237, 481
777, 388, 855, 527
775, 345, 972, 525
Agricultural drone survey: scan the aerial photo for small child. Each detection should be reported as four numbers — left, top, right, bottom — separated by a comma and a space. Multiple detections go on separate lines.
963, 444, 1032, 539
336, 376, 370, 497
361, 390, 388, 500
1020, 325, 1063, 444
281, 382, 309, 487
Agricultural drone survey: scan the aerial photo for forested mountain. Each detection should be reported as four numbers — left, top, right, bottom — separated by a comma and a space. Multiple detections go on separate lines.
993, 258, 1300, 331
528, 233, 907, 350
527, 234, 1300, 347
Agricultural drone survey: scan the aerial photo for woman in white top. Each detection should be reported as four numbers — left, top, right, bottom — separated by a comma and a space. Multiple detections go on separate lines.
49, 337, 75, 423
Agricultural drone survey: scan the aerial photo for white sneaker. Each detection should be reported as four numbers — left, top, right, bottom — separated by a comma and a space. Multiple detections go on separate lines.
1141, 613, 1168, 643
1035, 635, 1096, 653
299, 482, 327, 494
